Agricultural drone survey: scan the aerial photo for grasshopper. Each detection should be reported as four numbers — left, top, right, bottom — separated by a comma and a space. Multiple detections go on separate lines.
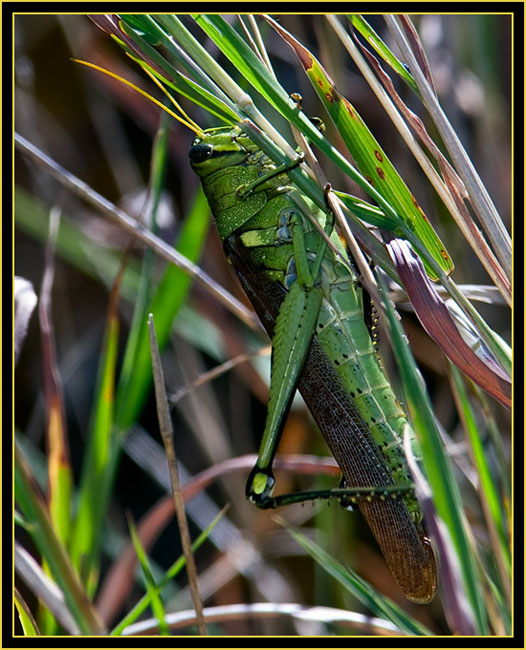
189, 125, 437, 603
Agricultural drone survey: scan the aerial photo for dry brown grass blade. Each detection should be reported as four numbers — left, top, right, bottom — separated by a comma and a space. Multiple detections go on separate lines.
148, 314, 206, 635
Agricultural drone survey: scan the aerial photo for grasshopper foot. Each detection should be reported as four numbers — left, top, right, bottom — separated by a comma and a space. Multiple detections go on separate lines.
246, 466, 275, 509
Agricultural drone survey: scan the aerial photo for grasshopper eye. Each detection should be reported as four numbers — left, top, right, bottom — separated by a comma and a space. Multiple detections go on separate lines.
189, 144, 213, 164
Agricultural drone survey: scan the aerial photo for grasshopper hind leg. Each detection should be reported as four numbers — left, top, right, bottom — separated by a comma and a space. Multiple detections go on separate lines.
337, 476, 357, 511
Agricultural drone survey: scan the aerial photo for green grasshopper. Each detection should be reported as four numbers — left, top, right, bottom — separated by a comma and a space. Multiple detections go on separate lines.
189, 124, 437, 604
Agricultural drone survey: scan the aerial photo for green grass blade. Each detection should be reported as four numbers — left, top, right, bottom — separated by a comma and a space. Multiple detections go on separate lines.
192, 14, 287, 108
127, 517, 169, 635
69, 269, 121, 591
117, 16, 239, 125
349, 15, 419, 93
14, 589, 40, 636
449, 364, 511, 585
15, 446, 106, 635
335, 190, 396, 231
39, 212, 73, 550
111, 505, 228, 635
114, 116, 171, 430
114, 188, 210, 431
283, 524, 432, 636
376, 252, 488, 634
475, 391, 511, 506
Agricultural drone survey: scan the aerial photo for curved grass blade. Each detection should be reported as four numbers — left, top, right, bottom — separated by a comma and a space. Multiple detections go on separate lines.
389, 241, 511, 408
121, 602, 406, 636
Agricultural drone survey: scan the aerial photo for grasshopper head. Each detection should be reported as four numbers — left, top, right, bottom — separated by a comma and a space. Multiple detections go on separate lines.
189, 126, 255, 177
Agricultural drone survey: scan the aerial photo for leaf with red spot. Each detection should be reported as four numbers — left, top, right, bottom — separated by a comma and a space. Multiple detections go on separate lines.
266, 17, 454, 281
